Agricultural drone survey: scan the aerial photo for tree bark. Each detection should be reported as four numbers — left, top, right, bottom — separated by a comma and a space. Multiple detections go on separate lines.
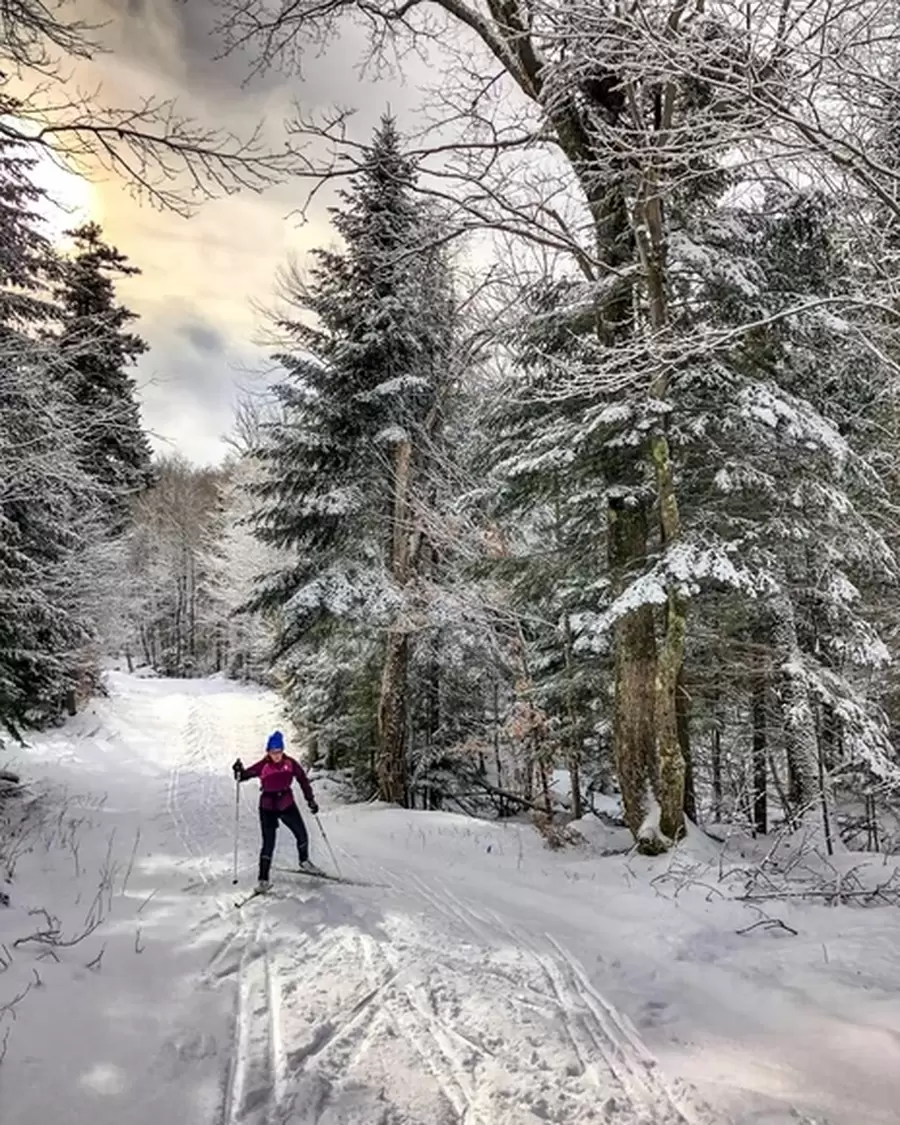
678, 668, 696, 822
492, 677, 508, 817
139, 625, 152, 669
711, 677, 723, 821
555, 477, 584, 822
638, 176, 687, 846
608, 493, 662, 852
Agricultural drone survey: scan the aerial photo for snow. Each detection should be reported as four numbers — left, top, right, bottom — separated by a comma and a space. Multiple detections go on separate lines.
736, 382, 849, 470
2, 674, 900, 1125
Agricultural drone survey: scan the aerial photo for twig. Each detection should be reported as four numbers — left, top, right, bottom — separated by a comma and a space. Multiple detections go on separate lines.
85, 945, 106, 972
0, 978, 34, 1017
14, 908, 104, 949
28, 907, 59, 932
136, 888, 157, 915
122, 827, 141, 897
737, 918, 798, 936
737, 888, 900, 903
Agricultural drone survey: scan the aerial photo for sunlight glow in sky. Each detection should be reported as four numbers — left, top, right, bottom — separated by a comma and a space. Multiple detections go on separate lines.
31, 149, 96, 247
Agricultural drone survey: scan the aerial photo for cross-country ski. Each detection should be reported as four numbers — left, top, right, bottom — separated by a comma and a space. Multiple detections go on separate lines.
272, 866, 379, 888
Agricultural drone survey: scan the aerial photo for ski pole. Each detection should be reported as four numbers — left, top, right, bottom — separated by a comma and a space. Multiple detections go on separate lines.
232, 779, 241, 884
315, 815, 342, 878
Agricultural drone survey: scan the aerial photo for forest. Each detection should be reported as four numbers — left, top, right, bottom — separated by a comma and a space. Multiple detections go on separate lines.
4, 0, 900, 861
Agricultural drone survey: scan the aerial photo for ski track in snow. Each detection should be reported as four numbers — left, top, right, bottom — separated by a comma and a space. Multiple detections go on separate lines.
233, 863, 714, 1125
397, 869, 709, 1125
209, 835, 722, 1123
218, 914, 288, 1125
167, 700, 229, 917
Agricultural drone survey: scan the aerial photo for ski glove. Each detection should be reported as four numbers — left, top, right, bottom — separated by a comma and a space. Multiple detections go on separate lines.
308, 800, 319, 815
232, 758, 243, 780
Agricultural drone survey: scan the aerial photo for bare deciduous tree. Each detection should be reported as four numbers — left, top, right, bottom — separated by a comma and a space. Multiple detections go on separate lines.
1, 0, 310, 214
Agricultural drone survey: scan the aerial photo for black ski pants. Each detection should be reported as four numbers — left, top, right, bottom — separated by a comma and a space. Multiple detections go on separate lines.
259, 802, 308, 881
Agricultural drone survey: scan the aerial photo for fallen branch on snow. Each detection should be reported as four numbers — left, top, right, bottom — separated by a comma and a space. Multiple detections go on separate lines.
736, 918, 799, 937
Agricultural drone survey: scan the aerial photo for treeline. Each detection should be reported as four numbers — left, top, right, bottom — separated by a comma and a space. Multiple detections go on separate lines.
0, 143, 277, 734
123, 446, 282, 685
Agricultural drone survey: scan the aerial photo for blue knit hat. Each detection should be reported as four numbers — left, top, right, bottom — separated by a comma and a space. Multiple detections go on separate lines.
266, 730, 285, 752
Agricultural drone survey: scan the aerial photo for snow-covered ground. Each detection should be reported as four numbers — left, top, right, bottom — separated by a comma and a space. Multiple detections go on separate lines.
1, 673, 899, 1125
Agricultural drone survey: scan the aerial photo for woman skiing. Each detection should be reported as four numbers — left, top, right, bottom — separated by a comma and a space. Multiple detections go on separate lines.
232, 731, 322, 892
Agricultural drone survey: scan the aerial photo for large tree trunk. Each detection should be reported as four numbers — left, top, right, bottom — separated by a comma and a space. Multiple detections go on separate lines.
711, 676, 723, 821
678, 668, 696, 823
547, 74, 687, 850
492, 677, 509, 817
547, 55, 690, 851
638, 178, 687, 846
608, 494, 663, 852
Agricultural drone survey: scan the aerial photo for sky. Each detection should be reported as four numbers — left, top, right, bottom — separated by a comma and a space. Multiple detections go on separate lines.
34, 0, 430, 467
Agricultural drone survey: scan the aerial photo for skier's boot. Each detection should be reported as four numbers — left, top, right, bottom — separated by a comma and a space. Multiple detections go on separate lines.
298, 858, 325, 877
257, 854, 272, 893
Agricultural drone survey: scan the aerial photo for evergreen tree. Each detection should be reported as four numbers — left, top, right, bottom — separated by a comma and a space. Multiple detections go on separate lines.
250, 116, 455, 802
0, 142, 60, 328
56, 222, 153, 534
0, 141, 94, 734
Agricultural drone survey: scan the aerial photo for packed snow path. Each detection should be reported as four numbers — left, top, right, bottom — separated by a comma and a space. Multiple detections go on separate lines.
2, 674, 899, 1125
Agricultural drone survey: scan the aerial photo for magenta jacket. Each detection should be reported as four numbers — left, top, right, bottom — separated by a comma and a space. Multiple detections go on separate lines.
239, 755, 315, 812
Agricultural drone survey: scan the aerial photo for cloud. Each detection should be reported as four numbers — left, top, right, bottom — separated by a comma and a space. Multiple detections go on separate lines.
132, 300, 273, 467
179, 319, 226, 357
65, 0, 432, 466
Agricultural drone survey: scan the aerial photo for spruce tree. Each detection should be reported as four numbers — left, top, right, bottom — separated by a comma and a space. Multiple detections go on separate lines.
56, 222, 153, 534
250, 116, 454, 802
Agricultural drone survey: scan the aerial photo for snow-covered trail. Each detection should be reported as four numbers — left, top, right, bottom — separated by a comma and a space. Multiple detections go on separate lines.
1, 673, 704, 1125
1, 673, 898, 1125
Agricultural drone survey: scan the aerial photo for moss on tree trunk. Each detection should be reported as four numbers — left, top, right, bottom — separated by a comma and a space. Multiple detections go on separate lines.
608, 493, 662, 852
